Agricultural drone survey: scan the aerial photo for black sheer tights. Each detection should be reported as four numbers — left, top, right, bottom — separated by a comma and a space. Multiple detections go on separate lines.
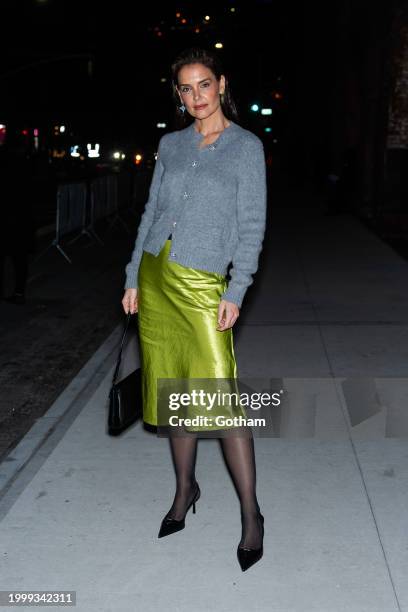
219, 433, 263, 549
166, 432, 263, 549
166, 435, 199, 521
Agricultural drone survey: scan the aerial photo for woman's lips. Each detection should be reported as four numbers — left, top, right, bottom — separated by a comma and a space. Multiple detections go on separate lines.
194, 104, 208, 109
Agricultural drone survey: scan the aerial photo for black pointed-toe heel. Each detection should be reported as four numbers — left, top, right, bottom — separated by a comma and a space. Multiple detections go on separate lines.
158, 482, 201, 539
237, 513, 264, 572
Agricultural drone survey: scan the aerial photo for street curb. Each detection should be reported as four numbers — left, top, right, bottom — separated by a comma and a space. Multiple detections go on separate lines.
0, 321, 125, 513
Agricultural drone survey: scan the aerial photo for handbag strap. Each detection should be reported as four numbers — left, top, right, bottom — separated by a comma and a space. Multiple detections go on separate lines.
112, 312, 134, 384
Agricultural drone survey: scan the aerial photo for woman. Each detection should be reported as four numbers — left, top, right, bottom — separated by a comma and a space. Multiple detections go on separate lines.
122, 47, 267, 572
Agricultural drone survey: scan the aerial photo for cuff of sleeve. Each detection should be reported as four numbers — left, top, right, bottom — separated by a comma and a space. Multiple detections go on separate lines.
124, 270, 138, 290
124, 254, 142, 289
220, 284, 247, 309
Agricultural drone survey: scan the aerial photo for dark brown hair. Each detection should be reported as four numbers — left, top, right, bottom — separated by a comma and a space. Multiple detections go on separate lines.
170, 46, 239, 129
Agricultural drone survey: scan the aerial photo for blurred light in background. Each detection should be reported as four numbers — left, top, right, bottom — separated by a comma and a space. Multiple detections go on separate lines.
261, 108, 272, 115
0, 124, 6, 146
87, 143, 100, 158
30, 129, 39, 151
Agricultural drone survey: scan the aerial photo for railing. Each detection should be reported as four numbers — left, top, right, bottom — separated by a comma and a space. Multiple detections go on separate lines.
34, 171, 139, 264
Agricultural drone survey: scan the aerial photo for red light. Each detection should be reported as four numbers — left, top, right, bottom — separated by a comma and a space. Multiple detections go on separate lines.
21, 129, 29, 136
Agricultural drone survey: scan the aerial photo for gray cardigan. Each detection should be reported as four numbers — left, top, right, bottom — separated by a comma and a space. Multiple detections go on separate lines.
124, 119, 267, 308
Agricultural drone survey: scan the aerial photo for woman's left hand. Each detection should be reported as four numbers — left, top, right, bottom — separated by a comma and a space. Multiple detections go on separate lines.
217, 299, 240, 331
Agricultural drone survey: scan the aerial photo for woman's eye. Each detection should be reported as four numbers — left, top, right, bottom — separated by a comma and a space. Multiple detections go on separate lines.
180, 83, 210, 93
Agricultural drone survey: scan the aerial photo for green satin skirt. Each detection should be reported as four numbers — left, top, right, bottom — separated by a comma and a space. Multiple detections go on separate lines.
137, 239, 247, 432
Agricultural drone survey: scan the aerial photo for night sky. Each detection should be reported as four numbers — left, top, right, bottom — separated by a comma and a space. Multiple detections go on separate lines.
2, 0, 394, 187
2, 0, 304, 145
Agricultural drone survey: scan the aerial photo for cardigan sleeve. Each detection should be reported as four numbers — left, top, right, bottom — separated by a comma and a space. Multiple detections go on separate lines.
124, 134, 167, 289
220, 136, 267, 308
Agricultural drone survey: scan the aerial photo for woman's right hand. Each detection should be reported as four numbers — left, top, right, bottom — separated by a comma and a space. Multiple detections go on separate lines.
122, 288, 138, 315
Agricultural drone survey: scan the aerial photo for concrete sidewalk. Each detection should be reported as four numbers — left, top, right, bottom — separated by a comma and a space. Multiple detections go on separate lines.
0, 197, 407, 611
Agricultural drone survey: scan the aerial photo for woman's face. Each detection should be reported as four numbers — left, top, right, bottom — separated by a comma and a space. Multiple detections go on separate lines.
176, 63, 225, 119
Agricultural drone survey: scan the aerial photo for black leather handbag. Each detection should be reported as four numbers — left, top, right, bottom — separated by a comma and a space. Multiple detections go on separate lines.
108, 312, 142, 436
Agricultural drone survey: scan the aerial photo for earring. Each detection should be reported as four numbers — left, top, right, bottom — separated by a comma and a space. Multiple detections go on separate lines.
179, 104, 186, 113
220, 92, 225, 102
